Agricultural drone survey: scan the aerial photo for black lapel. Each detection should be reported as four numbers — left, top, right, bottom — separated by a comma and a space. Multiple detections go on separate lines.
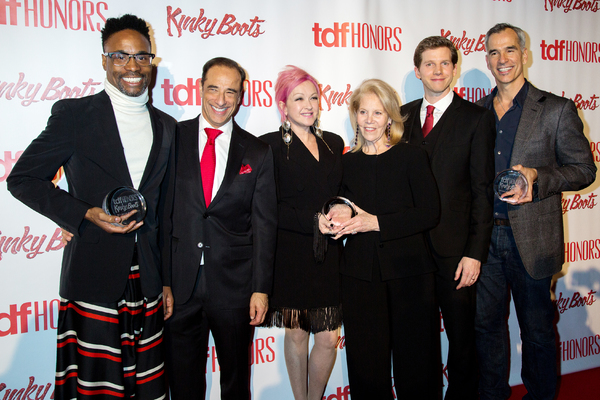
210, 121, 247, 207
179, 116, 205, 209
404, 100, 424, 144
90, 91, 133, 187
429, 94, 462, 159
285, 131, 333, 194
138, 105, 164, 190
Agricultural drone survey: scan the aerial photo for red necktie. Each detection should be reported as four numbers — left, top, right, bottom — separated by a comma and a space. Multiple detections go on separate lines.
422, 105, 435, 137
201, 127, 223, 207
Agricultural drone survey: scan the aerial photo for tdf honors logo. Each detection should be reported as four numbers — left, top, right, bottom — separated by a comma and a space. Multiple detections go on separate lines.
312, 22, 401, 52
540, 39, 600, 63
0, 0, 107, 30
0, 299, 60, 336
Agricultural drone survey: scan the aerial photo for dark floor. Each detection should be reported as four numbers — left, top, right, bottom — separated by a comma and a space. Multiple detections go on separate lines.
508, 367, 600, 399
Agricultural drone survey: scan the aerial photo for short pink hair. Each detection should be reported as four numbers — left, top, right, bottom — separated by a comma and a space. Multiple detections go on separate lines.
275, 65, 321, 123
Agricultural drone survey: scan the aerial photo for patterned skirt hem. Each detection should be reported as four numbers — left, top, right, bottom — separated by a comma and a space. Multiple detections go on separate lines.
263, 305, 342, 333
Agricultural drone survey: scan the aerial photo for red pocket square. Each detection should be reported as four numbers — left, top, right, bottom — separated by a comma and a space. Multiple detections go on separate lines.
239, 164, 252, 174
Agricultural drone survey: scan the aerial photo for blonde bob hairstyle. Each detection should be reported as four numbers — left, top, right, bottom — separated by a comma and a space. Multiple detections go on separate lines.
348, 79, 405, 153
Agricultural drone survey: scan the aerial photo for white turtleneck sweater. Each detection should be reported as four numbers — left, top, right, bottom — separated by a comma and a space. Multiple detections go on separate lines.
104, 79, 153, 189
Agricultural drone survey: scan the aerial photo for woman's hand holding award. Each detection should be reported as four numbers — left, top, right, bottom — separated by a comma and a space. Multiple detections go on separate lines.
320, 197, 357, 235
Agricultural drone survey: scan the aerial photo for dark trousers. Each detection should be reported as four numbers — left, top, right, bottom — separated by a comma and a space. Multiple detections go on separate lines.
342, 264, 442, 400
475, 225, 557, 400
164, 279, 253, 400
433, 253, 478, 400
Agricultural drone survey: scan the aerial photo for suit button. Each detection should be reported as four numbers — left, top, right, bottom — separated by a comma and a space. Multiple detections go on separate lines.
379, 243, 384, 248
197, 242, 203, 248
203, 213, 209, 219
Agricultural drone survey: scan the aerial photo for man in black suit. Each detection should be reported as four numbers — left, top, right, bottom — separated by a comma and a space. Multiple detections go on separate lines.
162, 57, 277, 400
401, 36, 496, 400
7, 15, 175, 399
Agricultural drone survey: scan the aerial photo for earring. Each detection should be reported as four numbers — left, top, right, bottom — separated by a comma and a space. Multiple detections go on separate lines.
386, 121, 391, 142
353, 124, 359, 147
313, 118, 323, 139
282, 119, 292, 160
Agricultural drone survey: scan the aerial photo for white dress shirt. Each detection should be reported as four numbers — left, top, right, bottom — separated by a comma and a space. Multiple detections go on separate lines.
198, 115, 233, 202
420, 90, 454, 129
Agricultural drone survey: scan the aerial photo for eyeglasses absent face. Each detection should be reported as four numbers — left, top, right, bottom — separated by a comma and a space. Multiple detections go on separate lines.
103, 51, 155, 67
200, 65, 242, 128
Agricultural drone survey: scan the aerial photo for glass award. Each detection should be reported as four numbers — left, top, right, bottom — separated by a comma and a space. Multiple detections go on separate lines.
321, 196, 357, 228
102, 187, 147, 225
494, 169, 528, 203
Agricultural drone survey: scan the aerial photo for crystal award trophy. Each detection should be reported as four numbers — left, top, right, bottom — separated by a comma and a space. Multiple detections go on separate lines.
102, 187, 147, 225
494, 169, 528, 203
321, 196, 357, 228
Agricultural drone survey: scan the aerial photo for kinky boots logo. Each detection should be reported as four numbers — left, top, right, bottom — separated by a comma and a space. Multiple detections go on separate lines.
0, 378, 54, 400
545, 0, 599, 12
561, 192, 598, 214
0, 227, 65, 260
555, 290, 597, 314
166, 6, 265, 38
441, 29, 487, 55
1, 73, 102, 106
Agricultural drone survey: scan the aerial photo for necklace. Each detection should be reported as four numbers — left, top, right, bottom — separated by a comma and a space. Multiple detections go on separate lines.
495, 95, 512, 113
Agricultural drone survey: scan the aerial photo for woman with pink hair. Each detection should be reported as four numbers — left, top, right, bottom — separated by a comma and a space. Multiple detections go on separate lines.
261, 65, 344, 400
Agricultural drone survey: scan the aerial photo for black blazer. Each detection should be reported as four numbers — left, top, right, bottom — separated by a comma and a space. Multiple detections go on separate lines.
340, 143, 440, 281
402, 94, 496, 262
259, 130, 344, 308
7, 90, 176, 302
259, 130, 344, 234
162, 116, 277, 308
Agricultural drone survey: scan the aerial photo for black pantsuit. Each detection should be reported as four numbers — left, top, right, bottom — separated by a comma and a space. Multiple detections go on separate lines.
340, 143, 442, 400
342, 264, 439, 399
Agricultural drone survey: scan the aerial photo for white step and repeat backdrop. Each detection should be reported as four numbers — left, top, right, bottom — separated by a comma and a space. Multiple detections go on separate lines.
1, 0, 599, 398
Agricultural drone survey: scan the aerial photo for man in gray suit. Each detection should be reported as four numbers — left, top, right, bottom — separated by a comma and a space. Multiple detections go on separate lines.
475, 23, 596, 400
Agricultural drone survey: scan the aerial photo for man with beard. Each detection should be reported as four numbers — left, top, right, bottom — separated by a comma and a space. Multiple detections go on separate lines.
7, 14, 175, 399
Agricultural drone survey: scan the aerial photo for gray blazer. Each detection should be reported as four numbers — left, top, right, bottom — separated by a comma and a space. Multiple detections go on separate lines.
478, 82, 596, 279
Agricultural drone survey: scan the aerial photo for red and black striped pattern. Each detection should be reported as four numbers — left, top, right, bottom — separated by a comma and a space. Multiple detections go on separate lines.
55, 265, 166, 399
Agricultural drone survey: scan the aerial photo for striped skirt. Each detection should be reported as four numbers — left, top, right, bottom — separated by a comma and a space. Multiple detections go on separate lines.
55, 265, 166, 399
